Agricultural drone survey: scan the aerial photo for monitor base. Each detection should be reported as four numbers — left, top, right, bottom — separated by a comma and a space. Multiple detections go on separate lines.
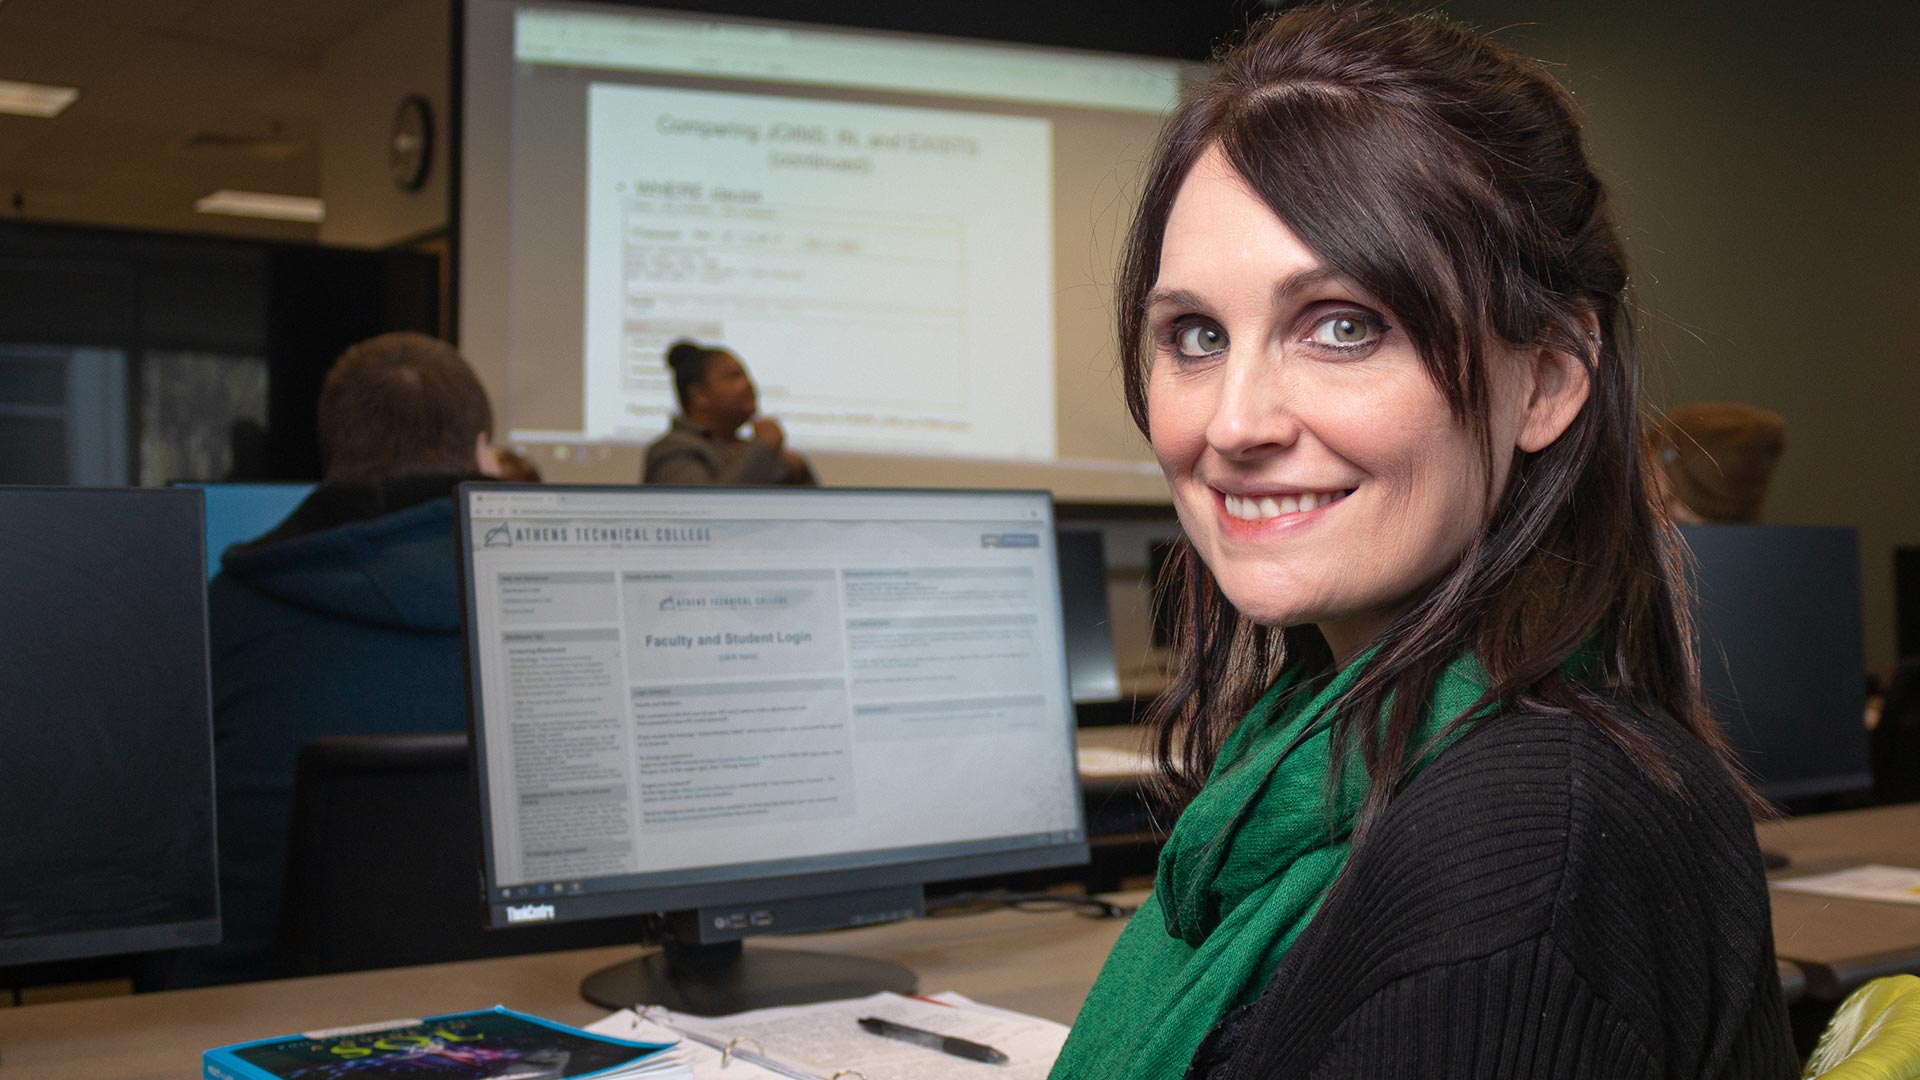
579, 939, 917, 1015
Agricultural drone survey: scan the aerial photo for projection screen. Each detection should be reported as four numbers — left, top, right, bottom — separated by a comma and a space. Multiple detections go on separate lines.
459, 1, 1188, 500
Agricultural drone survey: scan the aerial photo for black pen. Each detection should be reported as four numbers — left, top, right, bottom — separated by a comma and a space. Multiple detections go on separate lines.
857, 1016, 1010, 1066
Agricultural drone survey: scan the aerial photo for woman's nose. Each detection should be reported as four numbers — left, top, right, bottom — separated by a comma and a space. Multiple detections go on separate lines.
1205, 350, 1301, 461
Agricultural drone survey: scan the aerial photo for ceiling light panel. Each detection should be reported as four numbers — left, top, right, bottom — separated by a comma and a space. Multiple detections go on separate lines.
193, 190, 325, 223
0, 80, 81, 118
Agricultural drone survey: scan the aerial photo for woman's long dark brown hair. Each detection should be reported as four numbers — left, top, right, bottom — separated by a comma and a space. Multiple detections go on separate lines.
1124, 3, 1766, 834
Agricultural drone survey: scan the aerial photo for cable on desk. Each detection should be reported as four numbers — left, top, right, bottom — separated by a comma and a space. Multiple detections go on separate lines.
925, 890, 1137, 920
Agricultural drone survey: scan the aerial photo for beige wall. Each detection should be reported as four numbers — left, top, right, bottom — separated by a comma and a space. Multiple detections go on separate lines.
314, 0, 1920, 667
318, 0, 450, 247
1436, 0, 1920, 672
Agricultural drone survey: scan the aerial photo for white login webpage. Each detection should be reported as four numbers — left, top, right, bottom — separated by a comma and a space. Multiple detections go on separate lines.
465, 489, 1082, 889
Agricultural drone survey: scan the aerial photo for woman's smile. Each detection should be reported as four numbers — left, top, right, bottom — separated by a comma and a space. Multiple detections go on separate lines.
1216, 487, 1353, 523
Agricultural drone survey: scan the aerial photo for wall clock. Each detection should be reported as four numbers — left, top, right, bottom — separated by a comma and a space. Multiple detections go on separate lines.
390, 94, 433, 193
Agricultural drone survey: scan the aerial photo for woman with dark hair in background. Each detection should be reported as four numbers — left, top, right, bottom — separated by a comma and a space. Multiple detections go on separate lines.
1050, 6, 1794, 1078
642, 340, 815, 485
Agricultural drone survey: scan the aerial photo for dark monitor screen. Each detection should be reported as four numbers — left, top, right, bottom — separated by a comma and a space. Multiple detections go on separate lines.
1896, 545, 1920, 660
1680, 524, 1870, 803
0, 487, 221, 966
458, 485, 1088, 1010
179, 482, 314, 578
1056, 529, 1120, 704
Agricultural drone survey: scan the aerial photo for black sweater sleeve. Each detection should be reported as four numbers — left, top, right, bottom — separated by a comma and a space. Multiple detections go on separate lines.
1307, 937, 1657, 1078
1190, 708, 1796, 1080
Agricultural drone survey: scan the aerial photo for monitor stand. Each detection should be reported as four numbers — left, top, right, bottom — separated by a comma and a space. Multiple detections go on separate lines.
579, 936, 916, 1015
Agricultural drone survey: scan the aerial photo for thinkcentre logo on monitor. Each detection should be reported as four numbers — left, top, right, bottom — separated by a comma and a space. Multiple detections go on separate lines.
505, 903, 556, 923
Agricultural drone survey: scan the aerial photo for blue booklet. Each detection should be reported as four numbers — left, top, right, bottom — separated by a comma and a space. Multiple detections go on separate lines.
203, 1005, 686, 1080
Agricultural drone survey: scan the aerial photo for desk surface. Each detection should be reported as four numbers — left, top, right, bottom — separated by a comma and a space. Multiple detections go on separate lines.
9, 766, 1898, 1076
0, 895, 1136, 1080
0, 731, 1160, 1079
1760, 801, 1920, 1000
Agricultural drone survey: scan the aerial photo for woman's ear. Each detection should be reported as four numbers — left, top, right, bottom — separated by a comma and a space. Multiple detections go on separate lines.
1515, 314, 1596, 453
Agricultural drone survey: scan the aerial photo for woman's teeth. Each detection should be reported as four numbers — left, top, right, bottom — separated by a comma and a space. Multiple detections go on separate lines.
1222, 490, 1348, 521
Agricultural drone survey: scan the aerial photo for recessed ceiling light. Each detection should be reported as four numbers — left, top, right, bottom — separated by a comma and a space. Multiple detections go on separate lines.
193, 190, 326, 223
0, 79, 81, 118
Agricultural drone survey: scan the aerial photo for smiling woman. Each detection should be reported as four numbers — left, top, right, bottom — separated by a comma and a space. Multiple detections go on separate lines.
1050, 5, 1796, 1079
1144, 145, 1589, 663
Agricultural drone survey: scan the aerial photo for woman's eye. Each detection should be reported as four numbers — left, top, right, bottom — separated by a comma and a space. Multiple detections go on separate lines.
1174, 323, 1227, 358
1307, 313, 1382, 348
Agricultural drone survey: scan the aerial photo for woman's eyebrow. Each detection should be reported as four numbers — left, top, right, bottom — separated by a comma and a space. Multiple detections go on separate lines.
1143, 267, 1357, 315
1142, 286, 1206, 314
1273, 266, 1345, 303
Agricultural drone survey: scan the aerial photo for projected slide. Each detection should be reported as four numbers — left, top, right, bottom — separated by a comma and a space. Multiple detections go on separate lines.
583, 84, 1055, 459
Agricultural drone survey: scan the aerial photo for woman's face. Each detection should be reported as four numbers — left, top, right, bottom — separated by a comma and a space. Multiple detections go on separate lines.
694, 352, 759, 429
1146, 147, 1570, 663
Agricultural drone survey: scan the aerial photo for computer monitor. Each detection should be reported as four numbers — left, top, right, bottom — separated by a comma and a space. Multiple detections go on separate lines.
457, 484, 1089, 1013
1895, 545, 1920, 661
178, 482, 315, 577
0, 487, 221, 966
1680, 524, 1870, 804
1056, 529, 1121, 704
1147, 538, 1181, 650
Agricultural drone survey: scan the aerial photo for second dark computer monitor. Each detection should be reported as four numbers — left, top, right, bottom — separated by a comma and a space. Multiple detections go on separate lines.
1895, 545, 1920, 661
1056, 529, 1120, 704
1681, 523, 1870, 803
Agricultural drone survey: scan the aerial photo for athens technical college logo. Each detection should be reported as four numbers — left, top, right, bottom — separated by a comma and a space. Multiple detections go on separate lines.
482, 521, 513, 548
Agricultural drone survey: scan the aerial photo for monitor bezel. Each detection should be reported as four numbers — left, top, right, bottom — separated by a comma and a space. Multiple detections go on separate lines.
455, 482, 1091, 931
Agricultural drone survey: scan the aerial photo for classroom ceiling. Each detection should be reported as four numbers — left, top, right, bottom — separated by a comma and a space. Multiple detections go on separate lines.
0, 0, 1251, 244
0, 0, 405, 241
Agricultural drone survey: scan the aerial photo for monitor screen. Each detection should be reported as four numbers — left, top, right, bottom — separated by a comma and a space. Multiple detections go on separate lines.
1896, 545, 1920, 660
459, 485, 1087, 938
0, 487, 221, 966
1056, 529, 1120, 704
181, 482, 314, 578
1680, 523, 1870, 802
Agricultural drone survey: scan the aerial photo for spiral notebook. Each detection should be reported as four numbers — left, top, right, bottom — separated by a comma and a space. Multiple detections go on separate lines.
587, 991, 1069, 1080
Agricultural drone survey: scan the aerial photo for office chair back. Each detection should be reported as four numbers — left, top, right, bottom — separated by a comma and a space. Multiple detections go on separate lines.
1802, 974, 1920, 1079
278, 733, 650, 977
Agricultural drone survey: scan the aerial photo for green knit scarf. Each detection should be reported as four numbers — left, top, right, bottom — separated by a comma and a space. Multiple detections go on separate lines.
1048, 650, 1494, 1080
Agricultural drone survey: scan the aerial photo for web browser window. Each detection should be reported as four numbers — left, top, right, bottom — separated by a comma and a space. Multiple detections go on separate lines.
462, 486, 1084, 904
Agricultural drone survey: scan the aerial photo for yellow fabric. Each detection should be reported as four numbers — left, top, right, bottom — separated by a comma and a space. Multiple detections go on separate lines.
1804, 975, 1920, 1079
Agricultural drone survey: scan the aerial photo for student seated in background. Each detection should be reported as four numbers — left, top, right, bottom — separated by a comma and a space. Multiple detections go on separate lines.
146, 331, 502, 988
642, 340, 815, 486
1652, 402, 1787, 524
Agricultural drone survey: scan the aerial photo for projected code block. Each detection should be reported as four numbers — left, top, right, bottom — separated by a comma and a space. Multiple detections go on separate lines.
583, 82, 1053, 457
616, 196, 966, 409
